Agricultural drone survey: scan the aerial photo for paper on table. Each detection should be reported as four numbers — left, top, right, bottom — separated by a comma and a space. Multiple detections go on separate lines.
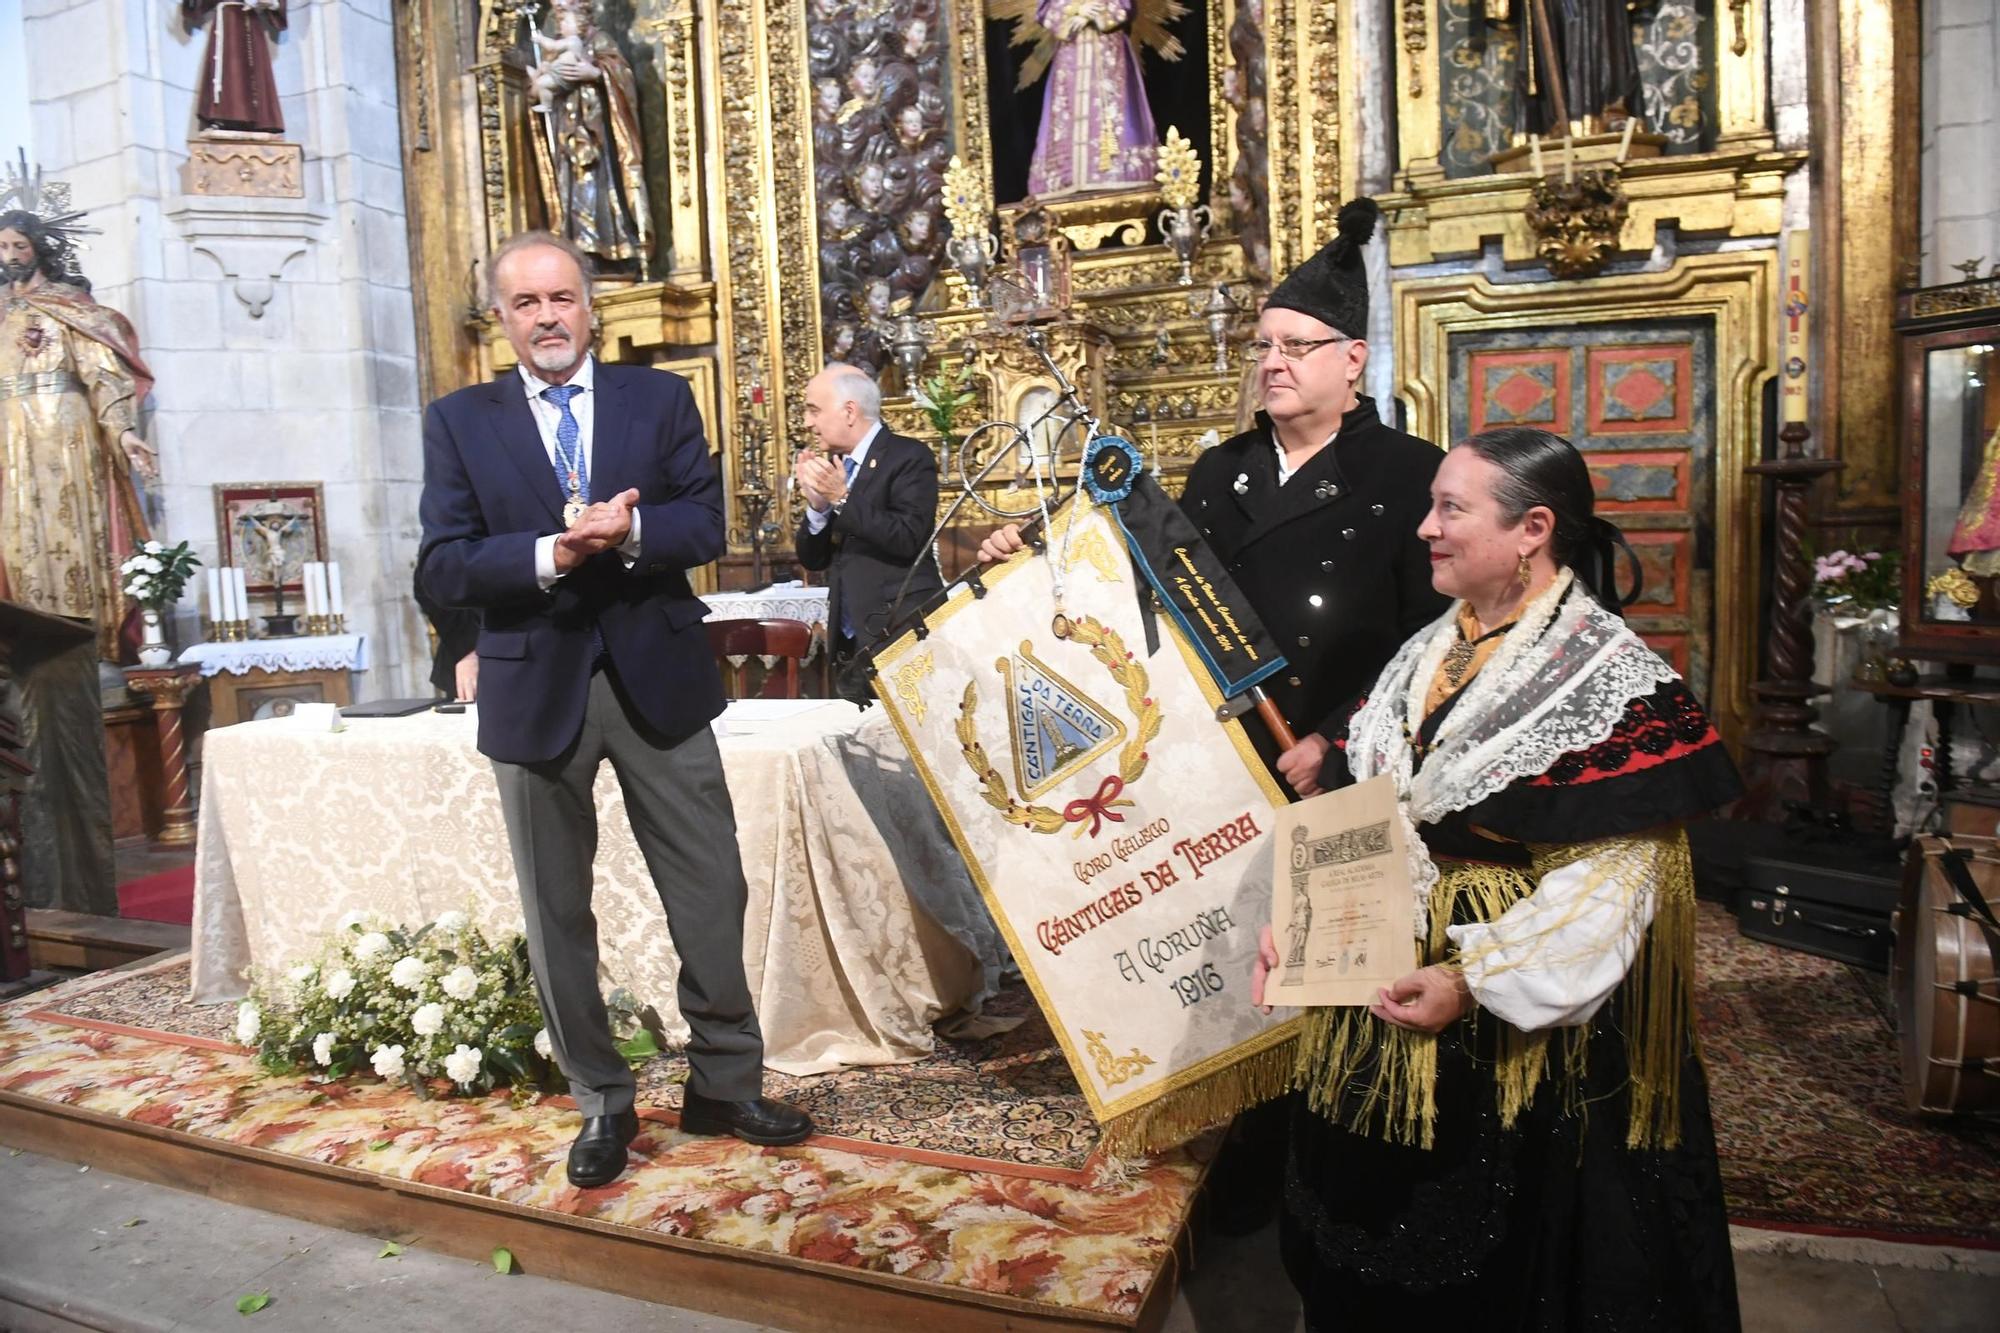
1269, 774, 1418, 1007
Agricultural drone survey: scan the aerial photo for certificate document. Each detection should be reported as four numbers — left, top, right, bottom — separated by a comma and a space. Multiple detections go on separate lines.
1270, 775, 1418, 1007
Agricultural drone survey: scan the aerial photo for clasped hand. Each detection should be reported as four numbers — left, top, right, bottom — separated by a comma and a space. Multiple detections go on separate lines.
553, 487, 639, 572
1249, 924, 1472, 1034
792, 450, 846, 513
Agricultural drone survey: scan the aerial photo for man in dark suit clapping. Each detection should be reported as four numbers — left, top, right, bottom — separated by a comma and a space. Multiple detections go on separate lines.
791, 364, 945, 658
418, 231, 810, 1189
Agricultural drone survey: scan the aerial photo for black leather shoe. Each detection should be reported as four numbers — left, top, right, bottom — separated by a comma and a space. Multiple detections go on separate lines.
566, 1108, 640, 1188
679, 1091, 813, 1146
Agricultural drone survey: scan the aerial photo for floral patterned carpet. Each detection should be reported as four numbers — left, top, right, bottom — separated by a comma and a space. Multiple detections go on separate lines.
1, 960, 1202, 1319
1694, 903, 2000, 1247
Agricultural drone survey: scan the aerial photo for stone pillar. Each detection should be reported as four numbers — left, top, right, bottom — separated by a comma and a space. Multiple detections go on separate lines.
21, 0, 426, 697
1920, 0, 2000, 285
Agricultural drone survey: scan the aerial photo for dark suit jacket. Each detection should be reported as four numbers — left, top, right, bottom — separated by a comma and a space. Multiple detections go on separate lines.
1178, 397, 1449, 759
418, 361, 726, 765
412, 567, 478, 697
793, 427, 945, 651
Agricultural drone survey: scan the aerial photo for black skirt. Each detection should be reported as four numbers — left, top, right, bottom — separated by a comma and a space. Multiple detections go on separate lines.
1277, 998, 1740, 1332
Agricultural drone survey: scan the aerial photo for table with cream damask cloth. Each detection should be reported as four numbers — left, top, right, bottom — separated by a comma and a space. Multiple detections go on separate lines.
190, 699, 1007, 1075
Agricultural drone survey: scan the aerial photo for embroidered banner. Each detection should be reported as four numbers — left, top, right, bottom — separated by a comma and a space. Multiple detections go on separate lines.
872, 496, 1298, 1151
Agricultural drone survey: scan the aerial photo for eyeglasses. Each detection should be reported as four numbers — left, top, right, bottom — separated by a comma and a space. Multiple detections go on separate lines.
1244, 336, 1348, 363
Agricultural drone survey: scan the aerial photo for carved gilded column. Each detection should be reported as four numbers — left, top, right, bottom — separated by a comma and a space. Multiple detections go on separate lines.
642, 0, 710, 285
1716, 0, 1771, 144
1392, 0, 1441, 185
123, 666, 204, 848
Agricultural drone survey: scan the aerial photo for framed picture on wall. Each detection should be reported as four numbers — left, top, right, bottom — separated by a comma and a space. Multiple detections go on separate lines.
213, 482, 327, 598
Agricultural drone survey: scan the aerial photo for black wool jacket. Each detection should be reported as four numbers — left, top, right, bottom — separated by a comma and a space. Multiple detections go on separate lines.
1176, 396, 1449, 762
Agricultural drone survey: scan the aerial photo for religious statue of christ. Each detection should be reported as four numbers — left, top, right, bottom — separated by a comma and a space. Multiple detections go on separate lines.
183, 0, 287, 135
992, 0, 1188, 199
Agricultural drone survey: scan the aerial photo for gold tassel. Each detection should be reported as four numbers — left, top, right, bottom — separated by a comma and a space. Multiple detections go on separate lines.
1097, 1035, 1301, 1157
1288, 832, 1701, 1153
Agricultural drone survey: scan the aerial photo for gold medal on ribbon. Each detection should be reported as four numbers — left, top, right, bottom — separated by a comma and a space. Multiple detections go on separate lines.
563, 498, 585, 527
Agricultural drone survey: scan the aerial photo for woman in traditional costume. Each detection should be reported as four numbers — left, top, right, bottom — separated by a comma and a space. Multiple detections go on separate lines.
1255, 425, 1743, 1329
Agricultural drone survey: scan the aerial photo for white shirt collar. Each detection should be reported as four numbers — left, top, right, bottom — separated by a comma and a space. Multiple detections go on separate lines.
518, 353, 596, 400
844, 420, 884, 470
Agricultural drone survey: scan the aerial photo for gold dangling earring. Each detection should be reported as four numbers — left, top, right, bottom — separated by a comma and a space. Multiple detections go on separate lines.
1517, 553, 1532, 592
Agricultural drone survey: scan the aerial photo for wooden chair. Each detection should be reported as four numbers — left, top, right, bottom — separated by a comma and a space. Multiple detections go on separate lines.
705, 617, 814, 699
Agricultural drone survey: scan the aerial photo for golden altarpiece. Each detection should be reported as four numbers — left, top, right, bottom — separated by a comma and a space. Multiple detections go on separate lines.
390, 0, 1918, 739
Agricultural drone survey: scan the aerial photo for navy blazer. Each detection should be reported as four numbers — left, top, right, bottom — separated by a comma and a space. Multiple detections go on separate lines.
418, 361, 725, 765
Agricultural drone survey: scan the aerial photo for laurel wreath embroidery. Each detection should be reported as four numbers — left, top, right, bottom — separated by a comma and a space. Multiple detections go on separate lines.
955, 615, 1163, 835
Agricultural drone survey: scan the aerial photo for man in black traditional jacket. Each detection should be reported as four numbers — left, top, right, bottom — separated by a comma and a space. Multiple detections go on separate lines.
981, 196, 1447, 797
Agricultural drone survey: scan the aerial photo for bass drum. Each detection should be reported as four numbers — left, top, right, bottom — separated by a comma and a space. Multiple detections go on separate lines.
1894, 836, 2000, 1117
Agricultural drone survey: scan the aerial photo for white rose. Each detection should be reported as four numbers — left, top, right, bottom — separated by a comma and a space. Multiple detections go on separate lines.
352, 932, 391, 962
389, 955, 430, 991
336, 910, 368, 932
234, 1001, 261, 1046
144, 539, 163, 554
443, 1044, 482, 1087
370, 1044, 406, 1080
324, 968, 357, 1000
312, 1031, 336, 1066
533, 1028, 552, 1059
411, 1002, 445, 1037
440, 965, 478, 1002
434, 910, 469, 934
141, 556, 162, 574
287, 964, 316, 986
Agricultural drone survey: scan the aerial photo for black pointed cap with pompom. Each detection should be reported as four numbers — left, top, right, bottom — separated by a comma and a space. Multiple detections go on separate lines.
1264, 197, 1379, 339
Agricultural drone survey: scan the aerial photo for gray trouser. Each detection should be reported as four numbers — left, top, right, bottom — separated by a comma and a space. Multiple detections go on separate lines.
491, 669, 764, 1117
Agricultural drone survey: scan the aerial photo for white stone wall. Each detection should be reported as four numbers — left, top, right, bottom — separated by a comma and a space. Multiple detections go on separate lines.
1920, 0, 2000, 286
20, 0, 425, 696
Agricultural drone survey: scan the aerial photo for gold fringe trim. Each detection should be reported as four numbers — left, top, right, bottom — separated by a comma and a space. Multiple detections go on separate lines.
1097, 1035, 1299, 1157
1290, 831, 1700, 1153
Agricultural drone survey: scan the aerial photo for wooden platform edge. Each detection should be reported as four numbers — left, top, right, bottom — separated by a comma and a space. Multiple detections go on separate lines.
0, 1091, 1183, 1333
25, 909, 189, 972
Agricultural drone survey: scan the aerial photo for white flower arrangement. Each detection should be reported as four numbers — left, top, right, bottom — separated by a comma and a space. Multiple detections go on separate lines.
118, 539, 200, 612
248, 911, 562, 1100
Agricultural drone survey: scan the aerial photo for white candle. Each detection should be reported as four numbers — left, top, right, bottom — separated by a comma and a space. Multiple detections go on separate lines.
206, 568, 222, 625
328, 561, 344, 618
219, 567, 237, 623
303, 561, 320, 617
313, 562, 330, 618
232, 567, 249, 626
1617, 117, 1636, 164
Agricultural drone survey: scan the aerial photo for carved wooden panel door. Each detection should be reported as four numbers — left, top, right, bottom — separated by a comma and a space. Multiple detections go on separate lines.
1450, 320, 1717, 701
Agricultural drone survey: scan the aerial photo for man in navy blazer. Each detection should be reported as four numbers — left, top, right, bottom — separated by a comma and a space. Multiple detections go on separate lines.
419, 231, 810, 1188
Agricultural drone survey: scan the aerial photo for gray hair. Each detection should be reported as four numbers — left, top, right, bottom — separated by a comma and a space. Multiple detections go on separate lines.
486, 230, 595, 310
824, 363, 882, 421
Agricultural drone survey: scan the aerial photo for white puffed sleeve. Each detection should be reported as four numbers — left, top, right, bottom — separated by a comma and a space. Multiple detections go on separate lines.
1444, 835, 1666, 1031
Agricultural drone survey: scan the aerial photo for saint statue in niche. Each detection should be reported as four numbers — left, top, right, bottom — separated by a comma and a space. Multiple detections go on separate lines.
183, 0, 287, 135
1488, 0, 1646, 136
524, 0, 652, 276
991, 0, 1189, 199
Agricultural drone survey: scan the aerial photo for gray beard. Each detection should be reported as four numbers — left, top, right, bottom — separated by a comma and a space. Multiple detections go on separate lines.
528, 338, 578, 375
0, 261, 36, 286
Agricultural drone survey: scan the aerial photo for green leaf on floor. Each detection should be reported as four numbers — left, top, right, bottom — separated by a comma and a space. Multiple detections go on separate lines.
121, 1218, 144, 1228
377, 1241, 403, 1259
491, 1247, 514, 1275
7, 1148, 21, 1157
368, 1140, 391, 1151
616, 1029, 660, 1064
236, 1292, 271, 1315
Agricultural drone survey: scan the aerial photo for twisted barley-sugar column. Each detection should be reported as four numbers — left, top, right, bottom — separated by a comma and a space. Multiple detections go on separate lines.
124, 666, 202, 847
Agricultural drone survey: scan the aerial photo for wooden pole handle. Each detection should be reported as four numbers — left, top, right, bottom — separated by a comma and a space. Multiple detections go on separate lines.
1253, 692, 1299, 752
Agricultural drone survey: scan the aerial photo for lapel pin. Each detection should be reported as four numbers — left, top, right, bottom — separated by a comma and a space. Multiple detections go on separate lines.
868, 458, 878, 469
1232, 472, 1250, 495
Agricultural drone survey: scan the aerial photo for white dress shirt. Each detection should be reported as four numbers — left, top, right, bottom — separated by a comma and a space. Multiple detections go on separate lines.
518, 356, 642, 588
803, 420, 884, 534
